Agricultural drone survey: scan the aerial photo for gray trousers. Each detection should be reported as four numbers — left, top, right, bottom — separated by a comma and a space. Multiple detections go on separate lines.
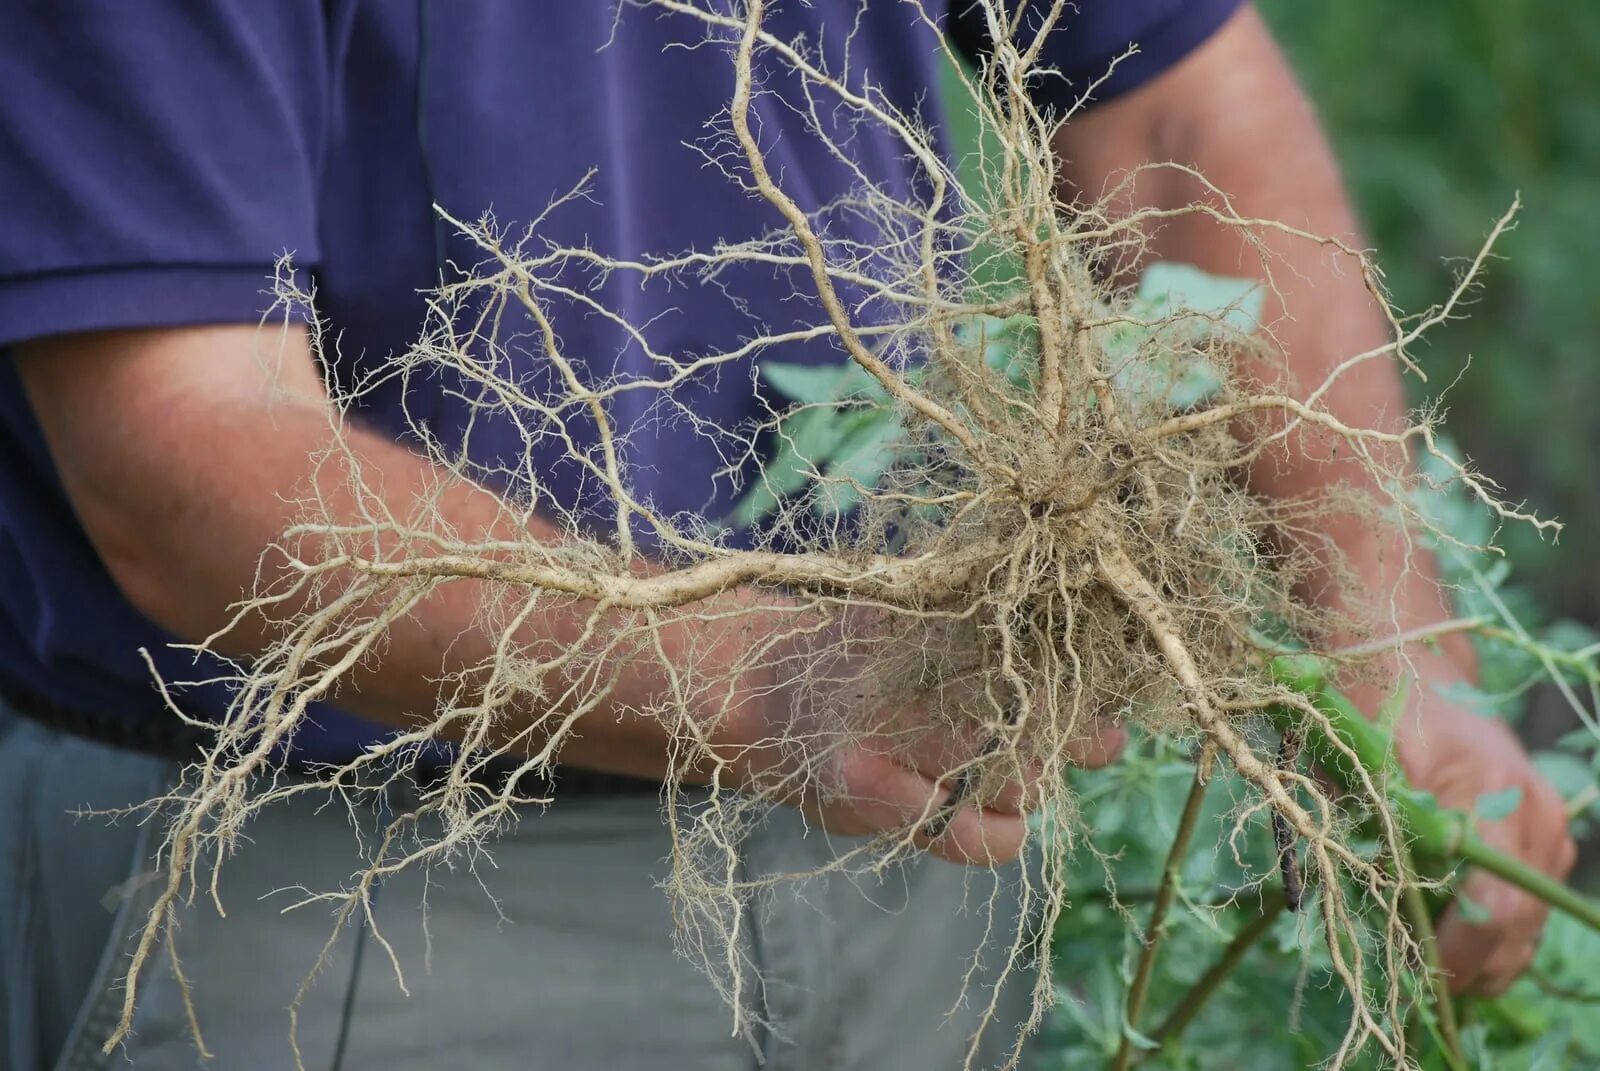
1, 705, 1037, 1070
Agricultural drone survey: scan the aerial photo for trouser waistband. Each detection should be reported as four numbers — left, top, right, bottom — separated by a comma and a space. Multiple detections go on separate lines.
0, 687, 661, 797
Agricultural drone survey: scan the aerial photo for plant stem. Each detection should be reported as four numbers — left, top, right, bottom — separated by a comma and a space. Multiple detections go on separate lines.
1267, 655, 1600, 935
1528, 968, 1600, 1005
1147, 893, 1287, 1053
1111, 744, 1216, 1071
1328, 617, 1489, 660
1458, 833, 1600, 933
1397, 844, 1466, 1071
1567, 783, 1600, 821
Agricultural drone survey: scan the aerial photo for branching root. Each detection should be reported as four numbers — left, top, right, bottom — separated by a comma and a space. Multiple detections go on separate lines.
106, 4, 1542, 1068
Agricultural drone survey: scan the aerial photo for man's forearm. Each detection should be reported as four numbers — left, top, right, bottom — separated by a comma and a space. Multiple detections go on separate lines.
1055, 6, 1469, 674
15, 324, 750, 779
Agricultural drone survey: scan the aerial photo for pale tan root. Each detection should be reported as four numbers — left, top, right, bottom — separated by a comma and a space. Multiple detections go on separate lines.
100, 4, 1550, 1069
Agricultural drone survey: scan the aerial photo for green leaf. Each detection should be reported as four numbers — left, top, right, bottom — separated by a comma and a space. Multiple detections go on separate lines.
725, 406, 832, 528
1540, 618, 1600, 655
970, 314, 1039, 387
1433, 679, 1501, 716
1100, 263, 1258, 415
1162, 360, 1227, 411
760, 360, 884, 404
1119, 1017, 1162, 1053
1474, 785, 1525, 823
1137, 262, 1266, 335
816, 408, 906, 518
1556, 728, 1599, 754
1532, 751, 1597, 801
1524, 1021, 1574, 1071
1111, 353, 1227, 414
726, 442, 802, 530
1456, 894, 1493, 925
1376, 675, 1413, 739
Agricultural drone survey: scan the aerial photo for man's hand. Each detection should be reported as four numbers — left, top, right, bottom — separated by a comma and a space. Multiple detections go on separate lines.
719, 610, 1126, 867
1380, 655, 1578, 994
793, 712, 1126, 867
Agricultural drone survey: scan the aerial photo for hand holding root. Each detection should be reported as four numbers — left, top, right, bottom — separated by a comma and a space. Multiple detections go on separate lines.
720, 605, 1126, 867
1403, 696, 1577, 994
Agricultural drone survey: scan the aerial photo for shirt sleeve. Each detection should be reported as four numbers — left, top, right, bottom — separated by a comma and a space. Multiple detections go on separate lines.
0, 1, 330, 348
948, 0, 1246, 112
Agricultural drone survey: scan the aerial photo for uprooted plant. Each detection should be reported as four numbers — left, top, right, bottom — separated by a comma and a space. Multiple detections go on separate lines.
105, 2, 1599, 1068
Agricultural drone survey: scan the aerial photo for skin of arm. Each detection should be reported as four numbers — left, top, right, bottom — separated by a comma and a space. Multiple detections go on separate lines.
1053, 3, 1575, 993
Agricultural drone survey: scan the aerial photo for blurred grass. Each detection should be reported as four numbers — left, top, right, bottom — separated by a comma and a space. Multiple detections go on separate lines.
1257, 0, 1600, 627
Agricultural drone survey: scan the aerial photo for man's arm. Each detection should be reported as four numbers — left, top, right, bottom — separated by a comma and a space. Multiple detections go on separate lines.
14, 323, 1038, 864
15, 324, 679, 771
1053, 4, 1575, 993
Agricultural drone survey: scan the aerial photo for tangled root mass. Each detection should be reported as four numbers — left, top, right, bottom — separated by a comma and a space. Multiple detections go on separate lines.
112, 3, 1549, 1067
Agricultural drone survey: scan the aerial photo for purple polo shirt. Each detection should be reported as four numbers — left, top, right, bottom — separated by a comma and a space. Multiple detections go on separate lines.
0, 1, 1241, 762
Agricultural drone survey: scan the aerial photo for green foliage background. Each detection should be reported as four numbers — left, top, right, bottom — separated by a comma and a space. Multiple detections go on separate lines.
1256, 0, 1600, 629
